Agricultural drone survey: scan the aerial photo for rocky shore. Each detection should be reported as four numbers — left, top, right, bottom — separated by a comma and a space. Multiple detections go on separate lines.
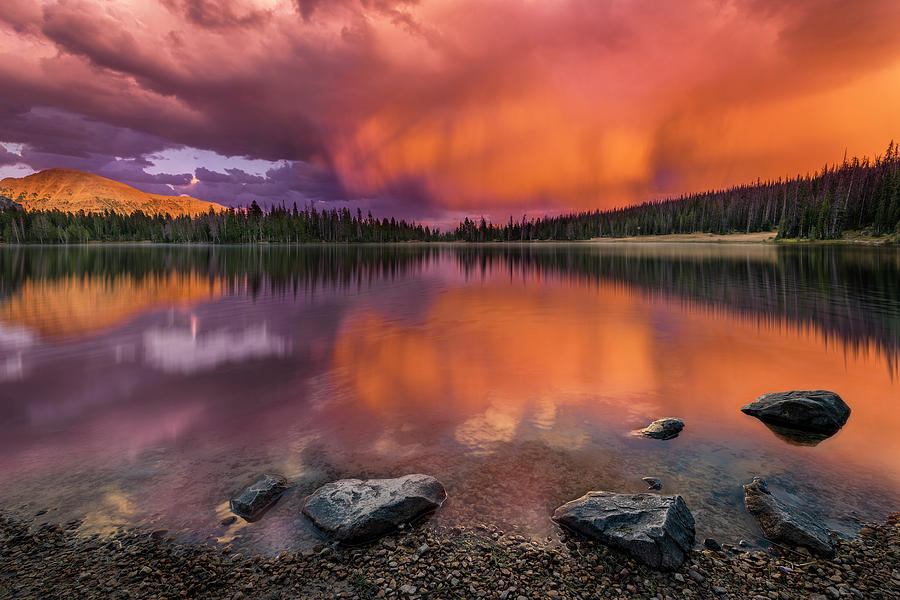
2, 511, 898, 600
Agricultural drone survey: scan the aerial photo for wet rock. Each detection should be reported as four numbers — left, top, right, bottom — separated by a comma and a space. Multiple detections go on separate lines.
741, 390, 850, 435
703, 537, 722, 551
642, 477, 663, 490
230, 474, 289, 521
638, 418, 684, 440
743, 477, 834, 558
552, 491, 695, 569
220, 516, 237, 527
301, 474, 447, 544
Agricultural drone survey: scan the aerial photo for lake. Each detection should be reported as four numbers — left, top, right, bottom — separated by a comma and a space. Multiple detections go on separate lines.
0, 243, 898, 555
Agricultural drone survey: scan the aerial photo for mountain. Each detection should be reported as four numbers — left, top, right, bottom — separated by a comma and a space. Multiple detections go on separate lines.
0, 168, 226, 216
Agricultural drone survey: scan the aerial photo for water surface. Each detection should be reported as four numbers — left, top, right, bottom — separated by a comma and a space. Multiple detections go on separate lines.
0, 243, 898, 554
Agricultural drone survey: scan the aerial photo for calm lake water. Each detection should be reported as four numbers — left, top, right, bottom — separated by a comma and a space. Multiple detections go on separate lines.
0, 243, 898, 555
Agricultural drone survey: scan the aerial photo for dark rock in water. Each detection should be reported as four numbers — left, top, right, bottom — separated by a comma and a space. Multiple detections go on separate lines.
302, 474, 447, 544
703, 537, 721, 551
230, 474, 289, 521
642, 477, 663, 490
220, 516, 237, 527
639, 418, 684, 440
743, 477, 834, 558
552, 491, 695, 569
741, 390, 850, 436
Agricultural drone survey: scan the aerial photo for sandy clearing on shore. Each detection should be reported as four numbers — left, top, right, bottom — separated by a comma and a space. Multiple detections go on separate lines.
588, 231, 778, 243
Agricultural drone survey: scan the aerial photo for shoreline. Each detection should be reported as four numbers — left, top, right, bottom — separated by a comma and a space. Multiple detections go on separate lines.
0, 232, 898, 247
2, 511, 898, 599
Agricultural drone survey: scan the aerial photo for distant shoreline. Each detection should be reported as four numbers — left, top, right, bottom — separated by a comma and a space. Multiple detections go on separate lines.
0, 231, 898, 247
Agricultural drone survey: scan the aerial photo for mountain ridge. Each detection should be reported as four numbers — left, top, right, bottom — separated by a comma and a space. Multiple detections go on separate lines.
0, 168, 226, 217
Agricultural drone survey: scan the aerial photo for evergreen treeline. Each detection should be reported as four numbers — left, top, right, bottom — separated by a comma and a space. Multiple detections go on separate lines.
0, 201, 445, 244
455, 143, 900, 241
1, 144, 899, 243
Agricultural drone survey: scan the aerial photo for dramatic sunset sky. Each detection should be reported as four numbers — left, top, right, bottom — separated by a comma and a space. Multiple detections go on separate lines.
1, 0, 899, 226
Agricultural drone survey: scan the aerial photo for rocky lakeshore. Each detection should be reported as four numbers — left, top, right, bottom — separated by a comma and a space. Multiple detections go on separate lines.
2, 511, 898, 600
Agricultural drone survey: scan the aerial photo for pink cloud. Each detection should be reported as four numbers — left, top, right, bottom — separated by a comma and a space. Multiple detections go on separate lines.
0, 0, 898, 220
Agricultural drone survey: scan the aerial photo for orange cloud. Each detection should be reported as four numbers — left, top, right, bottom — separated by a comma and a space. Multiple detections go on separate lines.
1, 0, 899, 217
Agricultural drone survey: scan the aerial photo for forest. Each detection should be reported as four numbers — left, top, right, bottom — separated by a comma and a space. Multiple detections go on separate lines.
1, 144, 899, 244
0, 201, 442, 244
453, 142, 900, 241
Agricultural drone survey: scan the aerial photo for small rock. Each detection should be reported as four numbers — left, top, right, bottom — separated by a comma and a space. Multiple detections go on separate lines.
703, 538, 722, 551
639, 418, 685, 440
230, 474, 289, 521
220, 516, 237, 527
399, 584, 417, 594
642, 477, 663, 490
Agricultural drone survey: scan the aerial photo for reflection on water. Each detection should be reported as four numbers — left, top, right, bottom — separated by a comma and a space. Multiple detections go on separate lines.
0, 244, 897, 554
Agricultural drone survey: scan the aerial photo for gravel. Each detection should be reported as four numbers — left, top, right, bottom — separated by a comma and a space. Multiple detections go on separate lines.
1, 511, 898, 599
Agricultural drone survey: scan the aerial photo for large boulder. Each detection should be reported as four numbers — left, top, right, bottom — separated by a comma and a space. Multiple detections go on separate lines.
638, 418, 684, 440
302, 474, 447, 544
230, 474, 289, 521
741, 390, 850, 435
743, 477, 834, 558
552, 491, 695, 569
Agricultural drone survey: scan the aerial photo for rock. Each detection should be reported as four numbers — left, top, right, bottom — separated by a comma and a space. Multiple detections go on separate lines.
551, 491, 695, 569
230, 474, 289, 521
301, 474, 447, 544
741, 390, 850, 436
638, 418, 684, 440
743, 477, 834, 558
220, 516, 237, 527
703, 538, 721, 551
642, 477, 663, 490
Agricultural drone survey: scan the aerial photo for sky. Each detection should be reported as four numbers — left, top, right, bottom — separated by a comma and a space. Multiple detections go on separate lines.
1, 0, 900, 227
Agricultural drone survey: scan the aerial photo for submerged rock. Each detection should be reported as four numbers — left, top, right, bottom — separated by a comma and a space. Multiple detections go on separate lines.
639, 418, 684, 440
552, 491, 695, 569
703, 537, 722, 551
230, 474, 289, 521
741, 390, 850, 436
757, 423, 835, 447
642, 477, 663, 490
743, 477, 834, 558
302, 474, 447, 544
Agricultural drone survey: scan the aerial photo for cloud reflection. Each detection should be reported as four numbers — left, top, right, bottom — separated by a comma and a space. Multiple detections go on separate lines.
142, 323, 290, 374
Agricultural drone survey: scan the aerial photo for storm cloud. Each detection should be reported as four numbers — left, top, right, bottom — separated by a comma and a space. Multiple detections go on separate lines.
1, 0, 899, 223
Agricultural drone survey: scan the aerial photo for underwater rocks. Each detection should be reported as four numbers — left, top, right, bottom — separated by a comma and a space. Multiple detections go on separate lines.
302, 474, 447, 544
642, 477, 663, 490
230, 474, 289, 521
552, 491, 695, 569
741, 390, 850, 438
743, 477, 835, 558
639, 417, 685, 440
